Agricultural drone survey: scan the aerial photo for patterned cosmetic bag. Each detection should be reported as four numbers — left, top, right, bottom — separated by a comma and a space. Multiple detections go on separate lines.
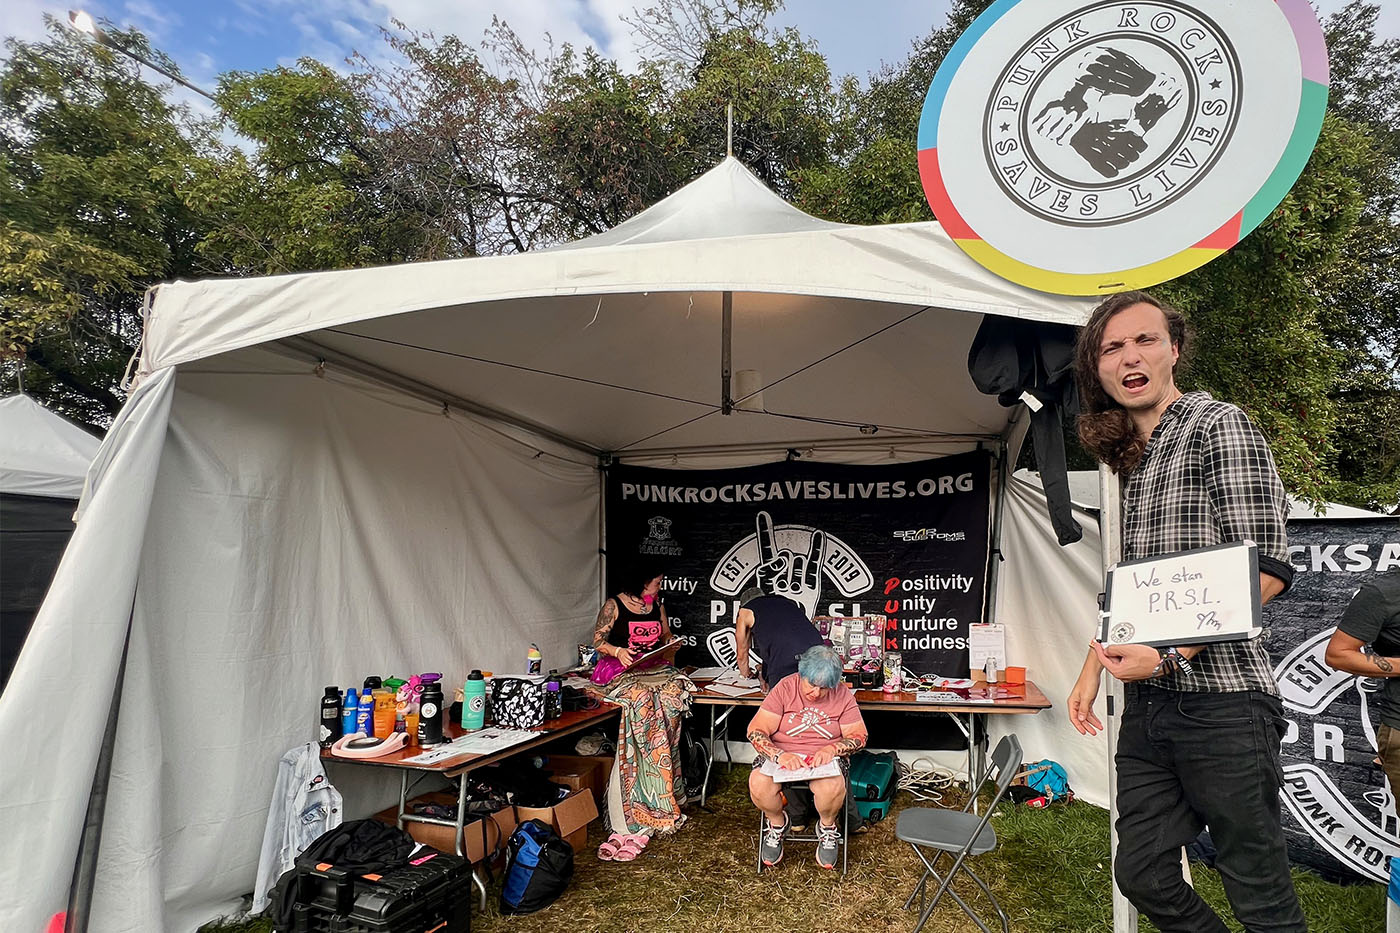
491, 677, 546, 729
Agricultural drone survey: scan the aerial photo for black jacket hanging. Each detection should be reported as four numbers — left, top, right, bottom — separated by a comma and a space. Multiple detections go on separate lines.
968, 317, 1084, 546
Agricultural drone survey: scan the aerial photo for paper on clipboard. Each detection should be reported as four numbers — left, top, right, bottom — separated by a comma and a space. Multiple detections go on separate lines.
1101, 541, 1262, 647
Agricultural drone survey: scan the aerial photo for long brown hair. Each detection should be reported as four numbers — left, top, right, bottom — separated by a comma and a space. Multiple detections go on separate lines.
1074, 291, 1189, 474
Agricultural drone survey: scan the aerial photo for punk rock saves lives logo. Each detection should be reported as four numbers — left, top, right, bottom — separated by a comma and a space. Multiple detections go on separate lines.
1274, 629, 1400, 881
918, 0, 1329, 294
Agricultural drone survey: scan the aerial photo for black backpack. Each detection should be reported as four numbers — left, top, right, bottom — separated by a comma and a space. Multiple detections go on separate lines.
679, 713, 710, 800
499, 818, 575, 915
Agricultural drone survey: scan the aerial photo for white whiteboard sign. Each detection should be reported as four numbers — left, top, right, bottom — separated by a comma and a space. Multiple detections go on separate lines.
1100, 541, 1262, 647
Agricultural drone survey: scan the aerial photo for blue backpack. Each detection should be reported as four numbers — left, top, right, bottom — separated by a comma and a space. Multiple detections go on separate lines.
499, 818, 574, 915
1023, 759, 1071, 802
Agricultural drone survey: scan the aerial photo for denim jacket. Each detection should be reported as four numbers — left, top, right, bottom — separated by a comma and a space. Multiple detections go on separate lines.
252, 743, 343, 913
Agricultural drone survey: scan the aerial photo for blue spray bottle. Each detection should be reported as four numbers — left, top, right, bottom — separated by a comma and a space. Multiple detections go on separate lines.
341, 687, 359, 736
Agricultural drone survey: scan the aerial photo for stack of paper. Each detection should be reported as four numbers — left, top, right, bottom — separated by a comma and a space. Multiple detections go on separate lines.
759, 758, 842, 783
689, 665, 732, 680
706, 682, 761, 698
401, 727, 540, 765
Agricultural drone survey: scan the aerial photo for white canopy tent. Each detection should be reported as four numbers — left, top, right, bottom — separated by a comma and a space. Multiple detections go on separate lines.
0, 158, 1108, 932
0, 393, 101, 499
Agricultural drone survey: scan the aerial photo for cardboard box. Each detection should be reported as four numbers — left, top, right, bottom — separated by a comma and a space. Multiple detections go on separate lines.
374, 791, 517, 864
514, 788, 599, 853
542, 754, 613, 807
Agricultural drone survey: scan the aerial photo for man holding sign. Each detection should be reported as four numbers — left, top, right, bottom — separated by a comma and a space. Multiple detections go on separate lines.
1066, 292, 1305, 932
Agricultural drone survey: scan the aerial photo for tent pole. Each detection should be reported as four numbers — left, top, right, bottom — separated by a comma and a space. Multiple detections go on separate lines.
65, 602, 134, 933
598, 457, 609, 608
721, 292, 733, 414
1099, 463, 1136, 933
276, 337, 600, 458
983, 440, 1009, 626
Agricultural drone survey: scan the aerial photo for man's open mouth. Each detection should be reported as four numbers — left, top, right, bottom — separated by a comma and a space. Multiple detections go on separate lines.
1123, 374, 1149, 390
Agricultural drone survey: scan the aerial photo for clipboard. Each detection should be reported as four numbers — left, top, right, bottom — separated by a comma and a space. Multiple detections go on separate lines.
624, 637, 683, 670
1100, 541, 1262, 648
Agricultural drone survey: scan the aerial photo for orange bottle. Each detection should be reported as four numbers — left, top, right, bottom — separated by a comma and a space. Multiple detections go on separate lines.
372, 689, 395, 738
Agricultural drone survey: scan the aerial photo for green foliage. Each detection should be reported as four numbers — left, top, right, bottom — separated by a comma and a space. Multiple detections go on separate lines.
0, 17, 215, 426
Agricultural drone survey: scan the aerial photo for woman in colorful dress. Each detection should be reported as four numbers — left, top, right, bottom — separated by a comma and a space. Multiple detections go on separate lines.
590, 565, 693, 861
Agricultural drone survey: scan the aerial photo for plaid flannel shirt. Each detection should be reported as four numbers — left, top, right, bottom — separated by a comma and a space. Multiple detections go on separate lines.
1122, 392, 1294, 695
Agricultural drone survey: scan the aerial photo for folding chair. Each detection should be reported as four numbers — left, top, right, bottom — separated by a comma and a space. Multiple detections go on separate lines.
895, 733, 1021, 933
756, 772, 851, 876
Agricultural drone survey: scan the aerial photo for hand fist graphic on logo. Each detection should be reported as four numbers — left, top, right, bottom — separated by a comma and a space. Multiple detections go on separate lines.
754, 511, 825, 618
1033, 45, 1183, 178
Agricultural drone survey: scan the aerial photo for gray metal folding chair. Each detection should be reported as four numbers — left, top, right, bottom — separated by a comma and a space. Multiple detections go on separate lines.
895, 733, 1021, 933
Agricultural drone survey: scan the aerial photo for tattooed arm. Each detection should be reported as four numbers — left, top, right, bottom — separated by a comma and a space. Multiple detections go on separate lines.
593, 599, 633, 665
1325, 630, 1400, 677
808, 720, 869, 767
748, 708, 803, 769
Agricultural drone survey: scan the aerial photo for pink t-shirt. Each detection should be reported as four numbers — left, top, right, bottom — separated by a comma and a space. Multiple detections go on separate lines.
759, 673, 865, 757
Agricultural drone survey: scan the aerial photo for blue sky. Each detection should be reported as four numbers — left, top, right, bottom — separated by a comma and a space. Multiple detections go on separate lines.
2, 1, 1395, 113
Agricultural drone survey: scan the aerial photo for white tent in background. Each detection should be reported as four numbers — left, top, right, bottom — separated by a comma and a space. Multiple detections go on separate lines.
0, 157, 1103, 932
0, 394, 103, 686
0, 393, 101, 499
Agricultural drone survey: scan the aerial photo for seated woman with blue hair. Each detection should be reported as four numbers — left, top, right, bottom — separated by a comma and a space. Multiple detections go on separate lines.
747, 645, 868, 870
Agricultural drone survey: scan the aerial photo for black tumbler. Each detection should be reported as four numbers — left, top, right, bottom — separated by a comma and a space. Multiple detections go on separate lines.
418, 681, 445, 746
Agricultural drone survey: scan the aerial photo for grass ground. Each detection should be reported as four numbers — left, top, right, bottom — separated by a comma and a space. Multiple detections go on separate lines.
203, 766, 1384, 932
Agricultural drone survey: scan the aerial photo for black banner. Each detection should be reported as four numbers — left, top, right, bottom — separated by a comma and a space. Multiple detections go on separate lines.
605, 452, 992, 675
1265, 520, 1400, 881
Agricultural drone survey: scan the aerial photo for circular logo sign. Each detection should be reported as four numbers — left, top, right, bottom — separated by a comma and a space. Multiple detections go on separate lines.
1109, 621, 1135, 644
918, 0, 1329, 295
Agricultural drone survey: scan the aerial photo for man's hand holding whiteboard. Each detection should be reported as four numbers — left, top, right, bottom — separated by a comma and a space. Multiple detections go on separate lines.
1100, 541, 1262, 647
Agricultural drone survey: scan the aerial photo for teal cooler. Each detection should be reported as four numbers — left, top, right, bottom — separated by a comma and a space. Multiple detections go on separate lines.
849, 750, 899, 823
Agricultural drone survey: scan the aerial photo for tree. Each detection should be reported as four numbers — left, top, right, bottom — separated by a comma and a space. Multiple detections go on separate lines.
0, 18, 216, 429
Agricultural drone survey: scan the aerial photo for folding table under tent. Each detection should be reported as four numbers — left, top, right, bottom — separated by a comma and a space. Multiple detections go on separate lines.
0, 157, 1106, 932
0, 394, 102, 687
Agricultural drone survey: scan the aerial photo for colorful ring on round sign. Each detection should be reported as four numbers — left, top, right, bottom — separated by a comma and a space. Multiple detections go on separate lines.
917, 0, 1329, 296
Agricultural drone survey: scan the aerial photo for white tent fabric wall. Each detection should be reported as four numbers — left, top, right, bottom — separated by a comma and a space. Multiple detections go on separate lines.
992, 475, 1111, 805
0, 372, 175, 933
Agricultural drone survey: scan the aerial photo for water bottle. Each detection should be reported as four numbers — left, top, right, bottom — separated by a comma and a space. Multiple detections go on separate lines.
544, 672, 562, 720
356, 692, 374, 737
341, 687, 359, 737
362, 675, 382, 693
418, 681, 445, 747
462, 670, 486, 730
526, 644, 542, 675
319, 686, 343, 748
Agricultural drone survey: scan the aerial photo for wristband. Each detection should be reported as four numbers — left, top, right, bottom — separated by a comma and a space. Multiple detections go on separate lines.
1167, 647, 1195, 677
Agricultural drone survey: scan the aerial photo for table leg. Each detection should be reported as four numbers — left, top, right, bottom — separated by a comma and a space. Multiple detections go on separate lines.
453, 771, 487, 911
967, 714, 979, 815
471, 868, 488, 909
395, 771, 408, 828
701, 704, 717, 808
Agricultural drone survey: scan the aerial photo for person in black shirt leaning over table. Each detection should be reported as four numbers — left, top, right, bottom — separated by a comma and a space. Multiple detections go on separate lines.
1324, 573, 1400, 797
735, 585, 825, 689
1065, 291, 1305, 933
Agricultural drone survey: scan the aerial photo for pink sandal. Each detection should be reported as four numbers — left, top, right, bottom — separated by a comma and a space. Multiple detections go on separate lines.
611, 834, 649, 862
597, 832, 628, 861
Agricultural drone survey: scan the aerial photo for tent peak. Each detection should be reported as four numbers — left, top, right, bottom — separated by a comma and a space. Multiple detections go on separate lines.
551, 156, 849, 251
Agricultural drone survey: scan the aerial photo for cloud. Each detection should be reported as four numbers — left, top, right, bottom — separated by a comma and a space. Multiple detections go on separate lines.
123, 0, 178, 38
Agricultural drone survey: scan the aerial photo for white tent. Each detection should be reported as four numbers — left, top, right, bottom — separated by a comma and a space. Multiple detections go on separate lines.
0, 158, 1106, 932
0, 394, 102, 499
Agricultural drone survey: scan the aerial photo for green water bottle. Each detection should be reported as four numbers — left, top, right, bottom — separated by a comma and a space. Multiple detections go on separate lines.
463, 670, 486, 729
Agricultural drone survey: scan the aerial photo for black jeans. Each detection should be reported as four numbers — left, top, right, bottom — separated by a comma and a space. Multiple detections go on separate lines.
1116, 686, 1306, 933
